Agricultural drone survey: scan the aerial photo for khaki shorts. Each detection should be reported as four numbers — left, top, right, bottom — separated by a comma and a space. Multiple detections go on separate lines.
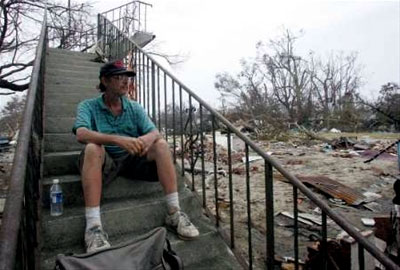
78, 145, 159, 185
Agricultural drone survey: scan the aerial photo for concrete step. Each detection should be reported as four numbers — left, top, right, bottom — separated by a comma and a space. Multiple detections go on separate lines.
43, 151, 80, 176
42, 174, 185, 208
41, 188, 202, 251
44, 84, 99, 96
40, 217, 242, 270
46, 61, 103, 71
46, 56, 103, 68
45, 91, 100, 101
46, 69, 99, 80
45, 76, 99, 89
48, 48, 98, 59
45, 103, 79, 117
45, 117, 76, 133
44, 133, 82, 152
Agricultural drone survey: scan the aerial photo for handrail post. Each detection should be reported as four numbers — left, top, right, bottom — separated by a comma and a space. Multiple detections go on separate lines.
151, 60, 156, 122
265, 160, 275, 269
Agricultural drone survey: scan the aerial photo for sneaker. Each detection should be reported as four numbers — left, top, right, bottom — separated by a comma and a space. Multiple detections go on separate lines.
165, 211, 199, 240
85, 226, 111, 253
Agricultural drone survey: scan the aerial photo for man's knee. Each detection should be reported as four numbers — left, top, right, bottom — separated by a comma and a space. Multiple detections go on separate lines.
83, 143, 105, 164
85, 143, 105, 155
153, 138, 169, 153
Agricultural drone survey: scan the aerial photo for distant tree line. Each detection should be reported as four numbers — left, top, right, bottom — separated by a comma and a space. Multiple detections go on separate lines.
214, 29, 400, 137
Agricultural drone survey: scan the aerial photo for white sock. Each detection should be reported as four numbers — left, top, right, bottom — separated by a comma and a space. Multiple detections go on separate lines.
165, 192, 180, 214
85, 206, 102, 232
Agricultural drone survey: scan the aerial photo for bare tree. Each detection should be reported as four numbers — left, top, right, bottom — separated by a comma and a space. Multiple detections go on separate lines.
215, 28, 365, 133
257, 30, 311, 124
357, 82, 400, 131
0, 94, 26, 136
309, 51, 362, 128
0, 0, 94, 94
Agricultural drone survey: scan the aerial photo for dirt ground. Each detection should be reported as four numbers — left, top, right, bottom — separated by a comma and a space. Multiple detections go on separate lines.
184, 132, 399, 269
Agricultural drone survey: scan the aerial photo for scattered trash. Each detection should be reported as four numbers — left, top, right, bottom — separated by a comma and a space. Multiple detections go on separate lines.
329, 128, 341, 133
329, 198, 346, 205
363, 139, 399, 163
353, 144, 370, 151
363, 201, 382, 212
361, 218, 375, 227
286, 159, 304, 165
232, 166, 245, 175
296, 175, 366, 205
298, 212, 326, 226
321, 143, 333, 153
331, 136, 357, 149
241, 156, 262, 163
362, 191, 382, 202
278, 211, 314, 226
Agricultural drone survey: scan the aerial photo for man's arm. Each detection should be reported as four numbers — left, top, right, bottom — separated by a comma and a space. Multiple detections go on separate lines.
76, 127, 144, 155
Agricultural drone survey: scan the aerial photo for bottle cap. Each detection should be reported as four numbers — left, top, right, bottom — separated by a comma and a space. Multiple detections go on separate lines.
53, 179, 60, 184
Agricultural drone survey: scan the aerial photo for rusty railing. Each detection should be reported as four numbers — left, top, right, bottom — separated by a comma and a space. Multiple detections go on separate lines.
0, 10, 47, 270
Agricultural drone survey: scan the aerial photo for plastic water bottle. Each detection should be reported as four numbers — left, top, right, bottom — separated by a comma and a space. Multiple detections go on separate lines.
50, 179, 63, 216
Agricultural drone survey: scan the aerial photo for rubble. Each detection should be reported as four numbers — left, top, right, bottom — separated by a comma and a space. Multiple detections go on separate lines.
178, 131, 399, 268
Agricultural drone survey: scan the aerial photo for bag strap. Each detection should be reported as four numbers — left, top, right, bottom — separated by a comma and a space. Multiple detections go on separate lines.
163, 238, 184, 270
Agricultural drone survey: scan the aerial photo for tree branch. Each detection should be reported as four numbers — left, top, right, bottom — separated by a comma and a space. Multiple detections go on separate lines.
0, 79, 29, 91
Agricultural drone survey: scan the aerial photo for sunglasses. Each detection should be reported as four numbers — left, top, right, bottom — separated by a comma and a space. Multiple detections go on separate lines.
111, 75, 130, 81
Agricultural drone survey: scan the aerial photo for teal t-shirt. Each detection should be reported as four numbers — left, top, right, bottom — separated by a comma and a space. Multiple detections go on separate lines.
72, 95, 156, 158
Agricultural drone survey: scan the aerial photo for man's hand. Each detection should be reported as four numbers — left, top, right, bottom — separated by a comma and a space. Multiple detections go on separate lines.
138, 130, 161, 157
118, 137, 144, 155
137, 136, 152, 156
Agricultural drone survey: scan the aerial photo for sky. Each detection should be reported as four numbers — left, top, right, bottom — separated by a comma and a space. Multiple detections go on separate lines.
92, 0, 399, 107
1, 0, 398, 111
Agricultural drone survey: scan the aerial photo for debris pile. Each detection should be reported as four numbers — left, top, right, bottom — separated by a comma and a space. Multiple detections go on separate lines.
175, 129, 399, 269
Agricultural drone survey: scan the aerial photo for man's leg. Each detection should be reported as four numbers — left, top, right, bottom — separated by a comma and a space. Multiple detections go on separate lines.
80, 143, 111, 252
146, 138, 199, 239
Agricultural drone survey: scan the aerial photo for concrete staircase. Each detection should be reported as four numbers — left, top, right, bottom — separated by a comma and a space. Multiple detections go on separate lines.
41, 48, 243, 269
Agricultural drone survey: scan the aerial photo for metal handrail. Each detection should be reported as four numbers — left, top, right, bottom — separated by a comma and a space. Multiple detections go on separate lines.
100, 0, 152, 34
98, 15, 400, 270
101, 0, 152, 15
0, 9, 47, 270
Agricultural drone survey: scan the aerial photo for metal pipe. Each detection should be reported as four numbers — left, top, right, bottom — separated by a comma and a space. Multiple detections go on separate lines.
200, 105, 206, 208
359, 245, 365, 270
322, 212, 328, 270
0, 10, 47, 270
189, 95, 194, 191
227, 130, 234, 249
172, 80, 176, 163
151, 61, 156, 121
179, 86, 184, 176
245, 144, 253, 269
164, 72, 167, 141
212, 116, 219, 227
265, 160, 275, 269
157, 66, 160, 130
293, 186, 299, 270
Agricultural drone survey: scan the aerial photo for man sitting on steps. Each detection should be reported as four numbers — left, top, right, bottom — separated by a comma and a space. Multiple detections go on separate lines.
72, 60, 199, 253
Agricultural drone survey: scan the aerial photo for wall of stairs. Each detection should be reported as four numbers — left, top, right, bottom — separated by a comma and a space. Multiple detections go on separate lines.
41, 48, 243, 269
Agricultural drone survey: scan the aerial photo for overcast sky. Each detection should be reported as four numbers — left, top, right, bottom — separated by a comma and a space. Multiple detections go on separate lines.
92, 0, 399, 107
1, 0, 398, 111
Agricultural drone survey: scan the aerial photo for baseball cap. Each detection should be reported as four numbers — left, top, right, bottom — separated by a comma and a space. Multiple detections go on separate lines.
99, 60, 136, 78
